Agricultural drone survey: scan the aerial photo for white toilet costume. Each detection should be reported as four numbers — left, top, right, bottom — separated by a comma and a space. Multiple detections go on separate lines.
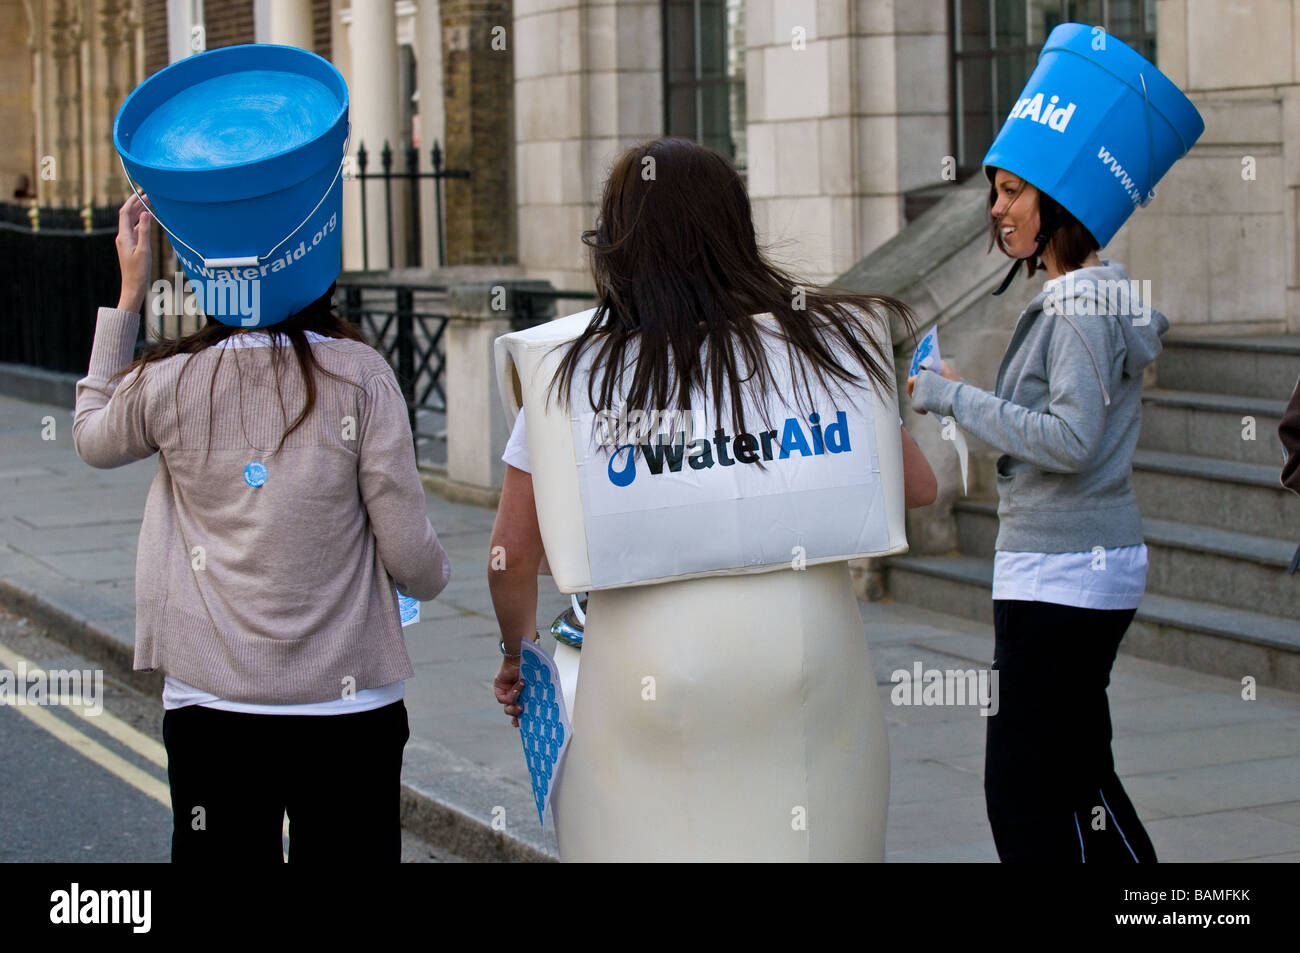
495, 308, 909, 861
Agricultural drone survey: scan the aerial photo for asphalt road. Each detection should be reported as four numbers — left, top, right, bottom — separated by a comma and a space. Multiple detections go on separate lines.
0, 606, 461, 863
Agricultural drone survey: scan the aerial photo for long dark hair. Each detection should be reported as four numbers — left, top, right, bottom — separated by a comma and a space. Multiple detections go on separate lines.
550, 138, 915, 439
113, 281, 368, 454
986, 165, 1099, 281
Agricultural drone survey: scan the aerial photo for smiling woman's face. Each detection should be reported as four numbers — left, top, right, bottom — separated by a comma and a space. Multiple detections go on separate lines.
991, 169, 1042, 260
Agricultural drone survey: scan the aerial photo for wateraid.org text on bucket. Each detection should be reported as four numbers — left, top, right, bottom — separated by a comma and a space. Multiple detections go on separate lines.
152, 211, 339, 324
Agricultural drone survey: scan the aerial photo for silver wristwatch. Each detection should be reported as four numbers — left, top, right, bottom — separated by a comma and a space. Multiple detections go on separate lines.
500, 631, 540, 658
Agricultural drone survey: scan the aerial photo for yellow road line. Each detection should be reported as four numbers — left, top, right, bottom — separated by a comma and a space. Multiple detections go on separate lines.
0, 641, 167, 768
4, 696, 172, 808
0, 640, 290, 856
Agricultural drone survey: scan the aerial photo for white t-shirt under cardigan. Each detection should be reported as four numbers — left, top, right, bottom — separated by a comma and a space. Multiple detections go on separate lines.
505, 409, 1147, 611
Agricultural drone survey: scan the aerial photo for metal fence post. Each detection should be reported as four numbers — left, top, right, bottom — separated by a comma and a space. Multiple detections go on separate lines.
395, 285, 416, 443
381, 141, 394, 269
406, 145, 421, 267
431, 142, 446, 268
357, 141, 370, 271
343, 283, 361, 327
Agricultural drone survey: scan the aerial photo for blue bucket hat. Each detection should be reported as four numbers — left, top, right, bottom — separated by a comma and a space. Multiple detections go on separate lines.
982, 23, 1204, 292
114, 44, 349, 328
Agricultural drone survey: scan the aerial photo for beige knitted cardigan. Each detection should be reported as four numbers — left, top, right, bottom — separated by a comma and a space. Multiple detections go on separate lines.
73, 307, 451, 704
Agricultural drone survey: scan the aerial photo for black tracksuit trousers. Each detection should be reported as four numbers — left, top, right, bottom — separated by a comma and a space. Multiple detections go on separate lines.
163, 699, 410, 863
985, 599, 1158, 862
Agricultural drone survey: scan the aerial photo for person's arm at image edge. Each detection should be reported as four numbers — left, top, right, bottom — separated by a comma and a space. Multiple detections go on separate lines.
1280, 374, 1300, 495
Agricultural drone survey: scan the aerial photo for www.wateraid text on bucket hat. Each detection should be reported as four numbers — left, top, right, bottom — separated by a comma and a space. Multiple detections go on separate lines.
114, 44, 349, 329
982, 22, 1204, 249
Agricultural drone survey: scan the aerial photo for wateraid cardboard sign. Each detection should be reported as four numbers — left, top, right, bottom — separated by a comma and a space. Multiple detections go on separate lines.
495, 309, 909, 592
573, 401, 890, 588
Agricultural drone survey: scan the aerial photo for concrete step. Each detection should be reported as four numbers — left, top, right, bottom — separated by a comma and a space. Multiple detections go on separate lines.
953, 500, 999, 559
953, 501, 1300, 619
885, 553, 1300, 690
1143, 518, 1300, 620
1155, 335, 1300, 400
1139, 388, 1287, 466
1131, 449, 1300, 542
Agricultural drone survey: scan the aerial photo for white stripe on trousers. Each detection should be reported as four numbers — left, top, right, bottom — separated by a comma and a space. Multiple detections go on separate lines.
1099, 788, 1140, 862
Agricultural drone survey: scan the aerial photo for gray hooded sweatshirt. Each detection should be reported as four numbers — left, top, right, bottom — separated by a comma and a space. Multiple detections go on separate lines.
911, 259, 1169, 553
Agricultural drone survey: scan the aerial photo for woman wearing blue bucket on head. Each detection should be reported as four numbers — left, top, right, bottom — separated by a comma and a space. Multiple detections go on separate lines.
74, 45, 451, 863
908, 24, 1204, 862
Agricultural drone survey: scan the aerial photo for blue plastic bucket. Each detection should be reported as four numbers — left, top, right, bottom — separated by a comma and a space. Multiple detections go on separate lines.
982, 22, 1203, 248
114, 44, 349, 328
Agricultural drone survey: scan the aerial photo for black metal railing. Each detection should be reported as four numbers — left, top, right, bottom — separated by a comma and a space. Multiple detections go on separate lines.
333, 279, 596, 462
1, 205, 124, 374
510, 288, 597, 331
0, 201, 121, 231
335, 279, 451, 443
349, 140, 470, 271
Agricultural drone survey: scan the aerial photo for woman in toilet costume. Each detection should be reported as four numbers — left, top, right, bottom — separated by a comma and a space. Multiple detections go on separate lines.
908, 24, 1204, 862
488, 137, 938, 862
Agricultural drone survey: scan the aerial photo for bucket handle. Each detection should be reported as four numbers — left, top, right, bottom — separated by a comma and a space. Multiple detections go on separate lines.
118, 127, 351, 271
1044, 47, 1185, 209
1137, 73, 1157, 207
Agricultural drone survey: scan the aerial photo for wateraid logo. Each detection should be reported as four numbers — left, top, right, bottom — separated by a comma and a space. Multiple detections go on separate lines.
607, 410, 853, 487
1007, 92, 1077, 132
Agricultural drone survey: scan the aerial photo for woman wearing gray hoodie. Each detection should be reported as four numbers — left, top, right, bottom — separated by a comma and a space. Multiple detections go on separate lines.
908, 167, 1165, 863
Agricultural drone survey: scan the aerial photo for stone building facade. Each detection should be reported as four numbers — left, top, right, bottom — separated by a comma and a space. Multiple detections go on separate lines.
4, 1, 1299, 335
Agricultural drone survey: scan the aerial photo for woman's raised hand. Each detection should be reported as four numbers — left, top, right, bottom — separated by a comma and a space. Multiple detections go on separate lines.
115, 192, 152, 314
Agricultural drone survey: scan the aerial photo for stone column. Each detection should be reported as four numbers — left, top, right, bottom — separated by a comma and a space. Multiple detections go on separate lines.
416, 0, 445, 268
14, 0, 42, 206
745, 0, 948, 284
440, 0, 514, 266
348, 0, 406, 269
269, 0, 314, 48
513, 0, 661, 291
101, 0, 134, 201
441, 278, 555, 502
50, 0, 82, 208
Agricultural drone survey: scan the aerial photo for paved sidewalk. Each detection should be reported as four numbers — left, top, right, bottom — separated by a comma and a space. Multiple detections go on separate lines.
2, 392, 1299, 862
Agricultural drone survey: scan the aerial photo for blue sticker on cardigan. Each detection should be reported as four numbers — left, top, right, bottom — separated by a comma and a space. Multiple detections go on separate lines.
517, 641, 572, 826
244, 462, 268, 487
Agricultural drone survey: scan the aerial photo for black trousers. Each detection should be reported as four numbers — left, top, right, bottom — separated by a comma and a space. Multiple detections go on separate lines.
162, 700, 410, 863
985, 600, 1158, 863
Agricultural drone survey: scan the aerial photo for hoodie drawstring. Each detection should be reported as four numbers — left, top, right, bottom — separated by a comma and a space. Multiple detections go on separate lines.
1060, 313, 1112, 407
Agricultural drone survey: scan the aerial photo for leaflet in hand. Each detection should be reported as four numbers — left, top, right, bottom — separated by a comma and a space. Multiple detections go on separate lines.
911, 328, 969, 495
909, 326, 942, 377
397, 589, 420, 627
517, 641, 573, 826
948, 422, 970, 496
